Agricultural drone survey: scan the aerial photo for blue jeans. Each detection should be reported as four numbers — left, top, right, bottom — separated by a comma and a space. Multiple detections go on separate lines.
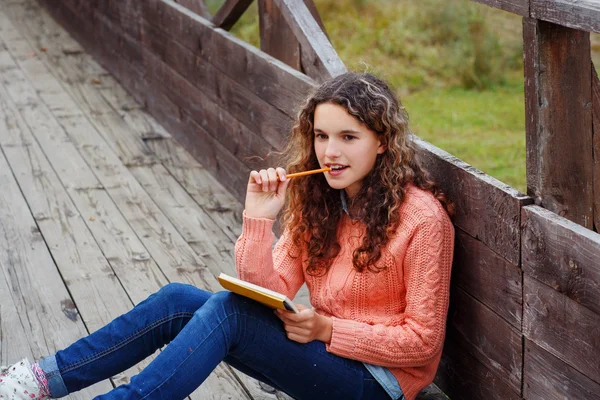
40, 283, 391, 399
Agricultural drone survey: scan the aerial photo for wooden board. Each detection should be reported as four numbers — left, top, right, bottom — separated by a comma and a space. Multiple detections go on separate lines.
470, 0, 529, 16
452, 228, 522, 328
146, 0, 314, 116
593, 66, 600, 232
129, 164, 238, 279
272, 0, 346, 81
523, 18, 593, 228
415, 137, 532, 265
446, 287, 522, 392
531, 0, 600, 33
524, 275, 600, 383
140, 87, 252, 203
258, 0, 301, 71
84, 0, 313, 119
137, 136, 244, 242
522, 205, 600, 316
435, 336, 520, 400
0, 107, 111, 399
524, 339, 600, 400
36, 0, 253, 201
137, 16, 292, 151
61, 2, 286, 162
173, 0, 211, 19
139, 42, 276, 168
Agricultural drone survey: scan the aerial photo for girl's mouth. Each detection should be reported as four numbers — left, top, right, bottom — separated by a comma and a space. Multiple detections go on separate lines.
328, 165, 348, 176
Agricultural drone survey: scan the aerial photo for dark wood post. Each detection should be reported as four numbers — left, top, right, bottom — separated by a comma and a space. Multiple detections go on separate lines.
258, 0, 328, 73
593, 67, 600, 232
523, 18, 593, 229
258, 0, 301, 70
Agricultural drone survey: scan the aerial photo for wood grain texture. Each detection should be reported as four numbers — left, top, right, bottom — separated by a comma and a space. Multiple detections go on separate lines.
138, 0, 314, 118
174, 0, 211, 19
524, 275, 600, 384
272, 0, 346, 81
470, 0, 529, 16
522, 205, 600, 315
531, 0, 600, 33
523, 18, 593, 228
139, 41, 276, 168
212, 0, 254, 30
593, 66, 600, 232
137, 14, 293, 150
524, 339, 600, 400
435, 336, 520, 400
0, 95, 111, 399
258, 0, 301, 71
446, 287, 522, 392
415, 137, 533, 265
453, 229, 522, 328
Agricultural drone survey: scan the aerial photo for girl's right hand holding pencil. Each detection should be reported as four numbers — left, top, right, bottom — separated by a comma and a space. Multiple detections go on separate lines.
245, 167, 290, 220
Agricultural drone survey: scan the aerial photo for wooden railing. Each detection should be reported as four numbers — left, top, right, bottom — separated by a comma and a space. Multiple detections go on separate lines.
37, 0, 600, 399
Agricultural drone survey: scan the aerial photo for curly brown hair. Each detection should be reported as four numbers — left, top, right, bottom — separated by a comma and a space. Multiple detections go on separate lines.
279, 72, 451, 276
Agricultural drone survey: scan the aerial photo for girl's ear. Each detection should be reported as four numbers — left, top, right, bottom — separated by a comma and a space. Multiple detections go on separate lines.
377, 142, 387, 154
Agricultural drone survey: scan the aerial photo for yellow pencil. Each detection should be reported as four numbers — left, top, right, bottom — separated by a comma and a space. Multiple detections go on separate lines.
285, 167, 331, 179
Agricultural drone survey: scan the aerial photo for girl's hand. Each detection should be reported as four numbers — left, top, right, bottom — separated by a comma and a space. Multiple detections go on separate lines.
275, 304, 333, 344
245, 167, 290, 220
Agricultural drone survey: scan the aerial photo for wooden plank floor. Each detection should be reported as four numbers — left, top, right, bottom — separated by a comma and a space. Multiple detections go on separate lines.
0, 0, 303, 398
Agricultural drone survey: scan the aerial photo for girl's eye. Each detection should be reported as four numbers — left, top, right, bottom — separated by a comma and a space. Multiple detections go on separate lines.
344, 135, 356, 141
315, 133, 328, 140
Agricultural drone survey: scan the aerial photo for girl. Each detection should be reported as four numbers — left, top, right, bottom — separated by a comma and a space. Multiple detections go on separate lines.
0, 72, 454, 400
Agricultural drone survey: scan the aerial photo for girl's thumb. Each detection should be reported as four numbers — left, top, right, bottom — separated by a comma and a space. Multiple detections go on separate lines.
277, 177, 291, 197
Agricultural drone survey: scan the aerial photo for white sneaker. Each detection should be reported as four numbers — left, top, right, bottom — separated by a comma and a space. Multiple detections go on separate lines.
0, 358, 48, 399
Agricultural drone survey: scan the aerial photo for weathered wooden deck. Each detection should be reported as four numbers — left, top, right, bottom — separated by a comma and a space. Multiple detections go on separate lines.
0, 0, 311, 398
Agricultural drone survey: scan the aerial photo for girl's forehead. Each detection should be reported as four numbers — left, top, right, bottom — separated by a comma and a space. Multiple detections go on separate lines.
314, 103, 361, 126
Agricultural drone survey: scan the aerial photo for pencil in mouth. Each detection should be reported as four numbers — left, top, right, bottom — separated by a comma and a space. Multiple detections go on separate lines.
285, 167, 331, 179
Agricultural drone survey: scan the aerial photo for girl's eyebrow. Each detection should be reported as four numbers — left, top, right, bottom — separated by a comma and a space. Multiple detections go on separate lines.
314, 128, 362, 134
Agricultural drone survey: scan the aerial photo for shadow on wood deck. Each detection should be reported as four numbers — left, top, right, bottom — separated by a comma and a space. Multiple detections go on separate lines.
0, 0, 447, 398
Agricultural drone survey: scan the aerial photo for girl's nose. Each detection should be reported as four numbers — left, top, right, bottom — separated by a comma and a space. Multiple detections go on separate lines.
325, 140, 341, 159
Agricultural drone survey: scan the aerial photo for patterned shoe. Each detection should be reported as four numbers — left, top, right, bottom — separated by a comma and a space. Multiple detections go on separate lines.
0, 359, 48, 399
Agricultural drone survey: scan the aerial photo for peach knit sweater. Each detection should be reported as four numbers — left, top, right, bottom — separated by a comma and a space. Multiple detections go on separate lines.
235, 185, 454, 400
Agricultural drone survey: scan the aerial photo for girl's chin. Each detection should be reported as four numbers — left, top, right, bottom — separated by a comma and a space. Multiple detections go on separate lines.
325, 179, 348, 190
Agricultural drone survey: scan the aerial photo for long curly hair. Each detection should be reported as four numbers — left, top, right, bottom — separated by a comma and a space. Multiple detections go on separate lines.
279, 72, 451, 276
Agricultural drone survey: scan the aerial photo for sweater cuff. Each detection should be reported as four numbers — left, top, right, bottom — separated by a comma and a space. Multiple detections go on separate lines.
242, 211, 275, 242
326, 317, 357, 356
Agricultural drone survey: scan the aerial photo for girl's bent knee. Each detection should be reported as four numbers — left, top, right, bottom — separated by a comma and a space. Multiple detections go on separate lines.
211, 290, 239, 305
155, 283, 211, 310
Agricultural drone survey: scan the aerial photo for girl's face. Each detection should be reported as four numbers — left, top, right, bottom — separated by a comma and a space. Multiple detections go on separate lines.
313, 102, 386, 198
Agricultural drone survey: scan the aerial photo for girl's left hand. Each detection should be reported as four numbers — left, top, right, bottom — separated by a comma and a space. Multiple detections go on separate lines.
275, 305, 333, 344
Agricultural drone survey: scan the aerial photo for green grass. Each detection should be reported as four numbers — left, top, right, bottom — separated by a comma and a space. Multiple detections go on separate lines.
206, 0, 599, 194
405, 83, 526, 192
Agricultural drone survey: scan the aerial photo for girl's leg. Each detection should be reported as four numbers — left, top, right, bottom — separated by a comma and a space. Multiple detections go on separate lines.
39, 283, 211, 398
97, 291, 390, 400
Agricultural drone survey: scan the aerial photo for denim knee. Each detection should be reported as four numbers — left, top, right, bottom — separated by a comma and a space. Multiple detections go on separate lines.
153, 282, 212, 312
209, 290, 240, 308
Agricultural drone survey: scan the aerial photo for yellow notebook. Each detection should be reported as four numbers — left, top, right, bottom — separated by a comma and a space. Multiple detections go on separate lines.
218, 273, 299, 313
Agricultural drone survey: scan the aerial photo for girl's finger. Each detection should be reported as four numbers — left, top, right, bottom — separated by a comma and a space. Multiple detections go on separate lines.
267, 168, 278, 192
259, 169, 270, 192
275, 167, 287, 182
284, 325, 310, 336
286, 332, 309, 344
277, 310, 305, 324
249, 170, 261, 185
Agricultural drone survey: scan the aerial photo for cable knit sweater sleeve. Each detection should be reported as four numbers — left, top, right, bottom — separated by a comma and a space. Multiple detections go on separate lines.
326, 209, 454, 368
234, 213, 305, 300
